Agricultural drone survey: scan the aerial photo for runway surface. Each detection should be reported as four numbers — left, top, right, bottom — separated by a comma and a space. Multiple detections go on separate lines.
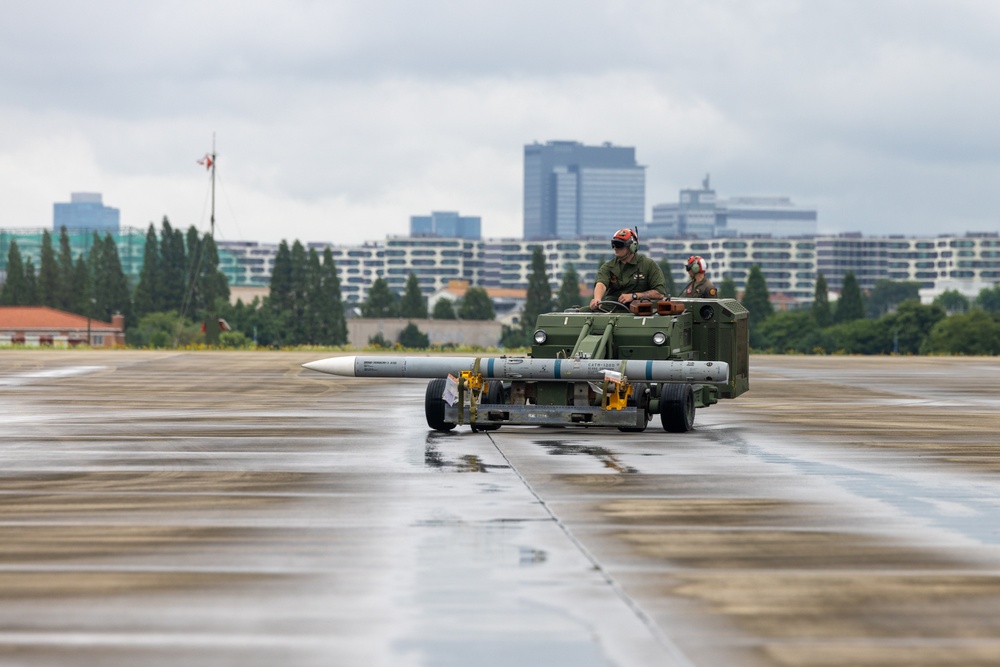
1, 351, 999, 666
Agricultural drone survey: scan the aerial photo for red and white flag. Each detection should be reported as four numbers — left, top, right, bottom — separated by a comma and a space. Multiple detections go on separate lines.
197, 154, 214, 170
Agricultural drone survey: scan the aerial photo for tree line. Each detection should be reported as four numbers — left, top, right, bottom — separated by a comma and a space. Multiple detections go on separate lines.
219, 239, 511, 348
6, 228, 999, 354
1, 220, 230, 347
1, 227, 132, 326
742, 267, 1000, 355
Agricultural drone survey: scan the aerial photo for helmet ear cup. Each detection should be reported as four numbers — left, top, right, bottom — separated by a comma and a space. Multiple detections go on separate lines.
686, 255, 706, 274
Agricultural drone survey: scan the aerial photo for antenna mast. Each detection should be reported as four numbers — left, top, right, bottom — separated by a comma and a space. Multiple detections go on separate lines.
210, 132, 216, 239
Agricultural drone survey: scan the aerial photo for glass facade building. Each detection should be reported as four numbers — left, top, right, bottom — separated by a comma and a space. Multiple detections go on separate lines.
53, 193, 120, 233
523, 141, 645, 240
648, 177, 817, 239
409, 211, 481, 239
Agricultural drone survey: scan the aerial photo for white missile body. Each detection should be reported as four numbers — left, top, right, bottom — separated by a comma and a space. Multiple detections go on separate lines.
302, 355, 729, 384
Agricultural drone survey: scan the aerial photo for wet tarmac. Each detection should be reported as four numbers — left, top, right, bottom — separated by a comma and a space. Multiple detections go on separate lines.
1, 351, 1000, 666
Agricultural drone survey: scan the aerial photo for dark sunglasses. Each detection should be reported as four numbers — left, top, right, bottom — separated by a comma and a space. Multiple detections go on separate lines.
611, 240, 627, 249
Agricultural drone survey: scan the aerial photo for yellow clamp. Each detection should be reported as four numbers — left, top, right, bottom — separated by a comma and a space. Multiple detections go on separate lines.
601, 370, 633, 411
461, 359, 487, 425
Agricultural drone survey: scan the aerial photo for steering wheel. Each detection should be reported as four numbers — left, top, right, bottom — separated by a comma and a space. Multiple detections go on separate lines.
593, 300, 631, 313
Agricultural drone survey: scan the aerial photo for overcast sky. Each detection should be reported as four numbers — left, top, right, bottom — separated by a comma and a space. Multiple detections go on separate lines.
2, 0, 999, 245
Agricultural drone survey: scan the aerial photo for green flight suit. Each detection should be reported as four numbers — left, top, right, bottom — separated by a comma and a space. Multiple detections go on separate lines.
684, 276, 718, 298
594, 253, 666, 302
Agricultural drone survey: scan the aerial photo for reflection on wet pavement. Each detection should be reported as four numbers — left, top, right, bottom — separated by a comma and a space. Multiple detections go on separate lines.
536, 440, 639, 474
424, 435, 510, 473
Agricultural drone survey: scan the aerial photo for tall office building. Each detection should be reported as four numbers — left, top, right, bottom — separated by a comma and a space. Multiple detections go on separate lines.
523, 141, 645, 240
53, 193, 120, 233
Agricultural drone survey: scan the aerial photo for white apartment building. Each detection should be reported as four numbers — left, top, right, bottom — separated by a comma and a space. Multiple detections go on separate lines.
216, 233, 1000, 308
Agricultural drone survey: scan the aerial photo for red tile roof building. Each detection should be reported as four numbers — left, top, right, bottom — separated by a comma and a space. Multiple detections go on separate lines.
0, 307, 125, 347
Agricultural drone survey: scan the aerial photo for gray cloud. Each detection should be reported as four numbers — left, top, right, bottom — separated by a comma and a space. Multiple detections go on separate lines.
1, 0, 998, 243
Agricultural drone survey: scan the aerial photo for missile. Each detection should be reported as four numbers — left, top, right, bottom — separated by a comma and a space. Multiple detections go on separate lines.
303, 355, 729, 384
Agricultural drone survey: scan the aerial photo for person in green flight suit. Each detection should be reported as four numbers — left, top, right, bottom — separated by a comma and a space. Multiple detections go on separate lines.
589, 228, 667, 310
683, 255, 718, 298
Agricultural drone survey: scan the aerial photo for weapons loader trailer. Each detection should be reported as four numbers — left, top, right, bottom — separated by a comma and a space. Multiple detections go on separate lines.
303, 296, 749, 434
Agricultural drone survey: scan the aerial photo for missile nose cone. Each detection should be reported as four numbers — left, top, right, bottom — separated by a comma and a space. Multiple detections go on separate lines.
302, 356, 358, 376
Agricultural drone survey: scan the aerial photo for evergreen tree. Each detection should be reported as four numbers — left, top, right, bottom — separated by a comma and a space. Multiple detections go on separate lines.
24, 258, 38, 304
741, 265, 773, 348
269, 240, 293, 313
362, 276, 398, 317
71, 255, 92, 316
812, 273, 831, 327
0, 240, 27, 305
432, 298, 457, 320
657, 257, 678, 297
399, 273, 428, 318
719, 275, 738, 300
191, 233, 230, 320
520, 246, 552, 335
303, 248, 325, 344
37, 230, 59, 307
459, 286, 496, 320
133, 224, 160, 318
159, 218, 187, 313
320, 247, 348, 345
287, 241, 310, 343
89, 233, 109, 319
741, 265, 773, 320
57, 226, 75, 310
90, 234, 132, 325
834, 271, 865, 324
556, 263, 584, 310
181, 225, 202, 317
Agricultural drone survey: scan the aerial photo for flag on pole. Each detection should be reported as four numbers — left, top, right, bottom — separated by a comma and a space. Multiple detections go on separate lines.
197, 154, 214, 170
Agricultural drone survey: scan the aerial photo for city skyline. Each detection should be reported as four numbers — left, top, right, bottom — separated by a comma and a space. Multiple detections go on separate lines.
2, 2, 999, 245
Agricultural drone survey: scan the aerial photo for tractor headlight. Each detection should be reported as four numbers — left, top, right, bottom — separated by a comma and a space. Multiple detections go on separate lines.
652, 331, 667, 346
533, 329, 548, 345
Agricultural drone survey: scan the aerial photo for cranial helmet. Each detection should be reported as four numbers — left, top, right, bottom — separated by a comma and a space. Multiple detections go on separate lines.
686, 255, 707, 274
612, 228, 638, 253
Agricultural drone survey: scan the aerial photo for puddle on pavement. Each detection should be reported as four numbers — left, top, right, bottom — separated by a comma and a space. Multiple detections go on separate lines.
536, 440, 638, 474
423, 434, 510, 473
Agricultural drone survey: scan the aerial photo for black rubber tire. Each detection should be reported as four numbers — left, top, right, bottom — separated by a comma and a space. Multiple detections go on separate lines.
618, 382, 649, 433
472, 381, 504, 432
660, 383, 695, 433
425, 378, 456, 432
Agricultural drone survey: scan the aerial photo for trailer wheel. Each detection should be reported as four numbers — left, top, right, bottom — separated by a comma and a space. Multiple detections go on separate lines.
425, 378, 456, 432
660, 384, 695, 433
472, 381, 504, 432
618, 382, 649, 433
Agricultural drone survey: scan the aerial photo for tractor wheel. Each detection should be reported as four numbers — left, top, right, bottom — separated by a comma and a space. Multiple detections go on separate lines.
425, 378, 456, 432
660, 383, 695, 433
